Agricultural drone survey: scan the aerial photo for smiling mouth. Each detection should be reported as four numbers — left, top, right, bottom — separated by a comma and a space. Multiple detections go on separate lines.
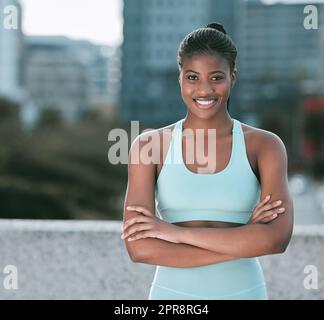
193, 98, 218, 109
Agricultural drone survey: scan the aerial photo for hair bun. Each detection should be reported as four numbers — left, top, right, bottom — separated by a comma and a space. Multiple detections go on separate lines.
206, 22, 227, 35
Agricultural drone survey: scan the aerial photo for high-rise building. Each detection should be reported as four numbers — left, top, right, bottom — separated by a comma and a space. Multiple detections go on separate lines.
120, 0, 237, 125
121, 0, 323, 126
320, 5, 324, 92
235, 1, 323, 124
0, 0, 24, 100
24, 36, 114, 121
100, 45, 121, 107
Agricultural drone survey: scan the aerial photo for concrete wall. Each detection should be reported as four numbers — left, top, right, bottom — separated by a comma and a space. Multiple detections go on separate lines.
0, 219, 323, 300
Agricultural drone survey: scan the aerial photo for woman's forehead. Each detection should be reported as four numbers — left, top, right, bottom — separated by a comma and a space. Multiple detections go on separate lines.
182, 53, 230, 72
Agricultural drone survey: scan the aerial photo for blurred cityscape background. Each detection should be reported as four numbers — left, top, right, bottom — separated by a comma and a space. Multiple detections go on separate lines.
0, 0, 323, 222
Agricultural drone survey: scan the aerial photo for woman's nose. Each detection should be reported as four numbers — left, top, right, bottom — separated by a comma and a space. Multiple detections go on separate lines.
197, 81, 214, 95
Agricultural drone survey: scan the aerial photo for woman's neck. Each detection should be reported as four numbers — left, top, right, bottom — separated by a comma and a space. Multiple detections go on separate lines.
182, 113, 233, 137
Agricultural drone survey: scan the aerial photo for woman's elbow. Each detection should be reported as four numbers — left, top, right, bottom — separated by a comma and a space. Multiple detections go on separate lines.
124, 239, 149, 262
271, 243, 286, 254
256, 235, 288, 256
277, 238, 291, 253
268, 216, 294, 254
271, 233, 292, 254
129, 250, 140, 262
124, 241, 141, 262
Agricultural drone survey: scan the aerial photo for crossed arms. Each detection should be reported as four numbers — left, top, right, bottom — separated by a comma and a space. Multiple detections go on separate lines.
123, 129, 294, 267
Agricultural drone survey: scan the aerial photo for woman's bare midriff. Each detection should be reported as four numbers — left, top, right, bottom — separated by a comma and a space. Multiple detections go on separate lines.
155, 122, 259, 229
172, 220, 244, 228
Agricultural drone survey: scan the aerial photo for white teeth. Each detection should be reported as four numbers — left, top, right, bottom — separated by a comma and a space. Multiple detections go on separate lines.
195, 99, 215, 105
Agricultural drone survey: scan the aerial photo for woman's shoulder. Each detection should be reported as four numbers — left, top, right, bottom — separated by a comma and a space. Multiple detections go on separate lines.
239, 120, 287, 158
129, 121, 179, 160
131, 121, 176, 142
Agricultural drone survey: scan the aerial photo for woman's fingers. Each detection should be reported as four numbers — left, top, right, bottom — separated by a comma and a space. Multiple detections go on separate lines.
253, 194, 271, 212
127, 230, 153, 241
256, 213, 278, 223
123, 215, 150, 231
253, 207, 285, 223
253, 199, 283, 218
251, 206, 285, 223
126, 205, 153, 216
249, 197, 285, 224
121, 222, 151, 240
261, 200, 282, 213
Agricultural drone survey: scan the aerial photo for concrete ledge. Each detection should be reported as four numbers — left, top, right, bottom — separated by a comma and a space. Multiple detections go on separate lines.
0, 219, 323, 300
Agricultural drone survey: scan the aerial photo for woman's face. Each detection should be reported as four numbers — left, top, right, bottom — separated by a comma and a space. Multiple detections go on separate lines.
179, 53, 236, 118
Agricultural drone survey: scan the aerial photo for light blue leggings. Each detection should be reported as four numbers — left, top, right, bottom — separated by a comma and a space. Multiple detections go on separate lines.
149, 258, 268, 300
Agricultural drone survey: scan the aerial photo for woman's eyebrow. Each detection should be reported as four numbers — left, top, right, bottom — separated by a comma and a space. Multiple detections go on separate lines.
184, 69, 225, 74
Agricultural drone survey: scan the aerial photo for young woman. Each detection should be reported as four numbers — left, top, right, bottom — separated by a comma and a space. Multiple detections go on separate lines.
121, 23, 294, 300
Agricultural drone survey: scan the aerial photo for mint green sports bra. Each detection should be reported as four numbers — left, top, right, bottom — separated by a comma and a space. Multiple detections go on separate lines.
155, 118, 261, 224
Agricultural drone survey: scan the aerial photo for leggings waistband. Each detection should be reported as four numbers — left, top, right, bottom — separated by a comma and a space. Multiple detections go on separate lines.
151, 282, 267, 299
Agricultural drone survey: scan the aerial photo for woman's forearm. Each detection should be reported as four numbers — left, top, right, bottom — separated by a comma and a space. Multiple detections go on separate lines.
132, 237, 237, 268
178, 223, 283, 257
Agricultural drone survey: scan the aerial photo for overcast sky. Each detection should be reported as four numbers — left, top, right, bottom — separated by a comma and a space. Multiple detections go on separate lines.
21, 0, 123, 46
20, 0, 321, 46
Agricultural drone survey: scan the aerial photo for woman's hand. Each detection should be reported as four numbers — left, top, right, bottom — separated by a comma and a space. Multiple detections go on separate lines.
248, 194, 285, 224
121, 205, 182, 243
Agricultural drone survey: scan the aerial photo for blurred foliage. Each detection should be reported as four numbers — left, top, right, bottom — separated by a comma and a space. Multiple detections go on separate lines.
1, 96, 323, 220
36, 107, 63, 129
0, 99, 128, 220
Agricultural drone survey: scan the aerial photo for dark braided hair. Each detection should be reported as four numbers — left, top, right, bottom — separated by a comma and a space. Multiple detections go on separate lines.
177, 22, 237, 111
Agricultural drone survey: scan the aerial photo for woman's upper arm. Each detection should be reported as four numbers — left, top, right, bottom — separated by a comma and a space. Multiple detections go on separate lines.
256, 130, 294, 252
122, 130, 159, 261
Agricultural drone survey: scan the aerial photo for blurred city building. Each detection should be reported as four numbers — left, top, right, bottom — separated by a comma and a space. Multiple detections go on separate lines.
97, 45, 121, 118
120, 0, 237, 125
235, 1, 323, 174
236, 0, 323, 121
120, 0, 323, 175
1, 0, 323, 161
0, 0, 24, 100
23, 36, 119, 122
120, 0, 323, 126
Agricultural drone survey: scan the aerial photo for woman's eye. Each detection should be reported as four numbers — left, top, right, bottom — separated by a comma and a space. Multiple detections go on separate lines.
187, 75, 223, 81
